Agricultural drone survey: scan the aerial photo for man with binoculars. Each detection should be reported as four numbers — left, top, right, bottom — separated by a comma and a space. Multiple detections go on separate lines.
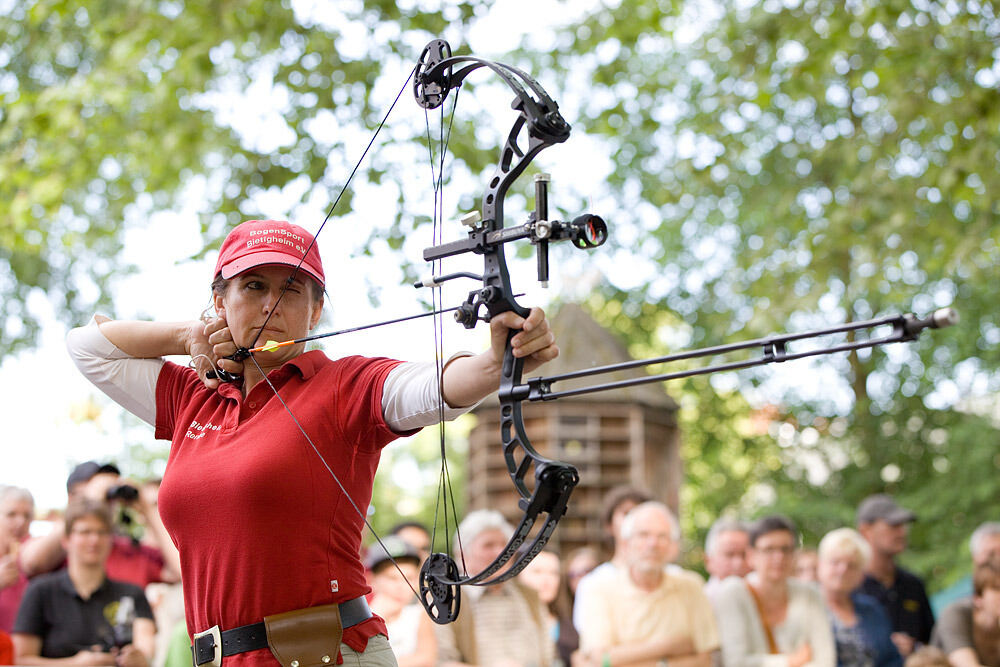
20, 462, 180, 588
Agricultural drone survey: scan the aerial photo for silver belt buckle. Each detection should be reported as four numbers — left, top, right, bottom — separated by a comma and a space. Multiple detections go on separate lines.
193, 625, 222, 667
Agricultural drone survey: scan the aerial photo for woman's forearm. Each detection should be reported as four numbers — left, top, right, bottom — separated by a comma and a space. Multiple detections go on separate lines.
440, 351, 501, 408
96, 317, 201, 358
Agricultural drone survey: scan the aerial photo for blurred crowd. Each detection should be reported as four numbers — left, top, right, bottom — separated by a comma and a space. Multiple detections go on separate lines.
1, 467, 998, 667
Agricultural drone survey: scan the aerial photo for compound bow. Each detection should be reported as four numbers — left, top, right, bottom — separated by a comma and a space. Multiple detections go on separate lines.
210, 37, 958, 626
404, 38, 957, 624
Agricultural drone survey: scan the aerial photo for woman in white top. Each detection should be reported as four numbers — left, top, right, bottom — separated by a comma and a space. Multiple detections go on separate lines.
712, 515, 835, 667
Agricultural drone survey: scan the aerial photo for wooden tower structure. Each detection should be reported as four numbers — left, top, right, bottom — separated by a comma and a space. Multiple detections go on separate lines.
466, 303, 681, 557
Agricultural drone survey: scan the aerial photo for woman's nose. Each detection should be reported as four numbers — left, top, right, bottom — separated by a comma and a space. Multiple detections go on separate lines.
262, 290, 281, 313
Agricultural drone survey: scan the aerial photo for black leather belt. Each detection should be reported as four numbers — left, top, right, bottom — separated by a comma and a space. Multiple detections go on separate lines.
192, 597, 372, 667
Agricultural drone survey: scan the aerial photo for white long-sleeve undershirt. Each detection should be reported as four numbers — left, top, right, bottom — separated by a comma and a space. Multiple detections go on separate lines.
65, 317, 474, 432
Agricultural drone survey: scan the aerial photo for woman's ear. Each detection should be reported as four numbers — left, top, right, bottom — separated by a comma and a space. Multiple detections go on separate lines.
309, 296, 324, 330
212, 291, 226, 319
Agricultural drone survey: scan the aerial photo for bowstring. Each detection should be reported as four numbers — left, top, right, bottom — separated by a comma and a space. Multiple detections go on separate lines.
424, 86, 465, 573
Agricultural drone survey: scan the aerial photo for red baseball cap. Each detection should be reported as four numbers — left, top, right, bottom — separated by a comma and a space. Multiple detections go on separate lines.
214, 220, 325, 287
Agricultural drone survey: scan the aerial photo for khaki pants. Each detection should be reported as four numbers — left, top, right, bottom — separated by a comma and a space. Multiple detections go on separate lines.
339, 635, 398, 667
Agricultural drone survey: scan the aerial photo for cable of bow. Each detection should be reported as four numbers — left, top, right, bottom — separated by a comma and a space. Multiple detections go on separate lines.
204, 38, 601, 622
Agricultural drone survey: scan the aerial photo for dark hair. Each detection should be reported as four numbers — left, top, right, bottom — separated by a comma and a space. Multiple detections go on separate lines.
973, 562, 1000, 597
211, 273, 325, 303
370, 554, 421, 576
64, 499, 113, 536
749, 515, 799, 547
390, 520, 430, 538
600, 486, 653, 529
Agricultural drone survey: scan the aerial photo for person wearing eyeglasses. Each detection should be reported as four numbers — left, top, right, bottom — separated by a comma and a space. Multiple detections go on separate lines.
11, 500, 155, 666
712, 515, 835, 667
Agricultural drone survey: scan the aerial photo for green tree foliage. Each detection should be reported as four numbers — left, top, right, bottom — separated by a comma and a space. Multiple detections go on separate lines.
0, 0, 488, 356
558, 0, 999, 584
8, 0, 999, 587
579, 294, 783, 570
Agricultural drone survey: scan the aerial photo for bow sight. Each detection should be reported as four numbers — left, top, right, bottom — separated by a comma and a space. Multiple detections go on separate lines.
420, 173, 608, 328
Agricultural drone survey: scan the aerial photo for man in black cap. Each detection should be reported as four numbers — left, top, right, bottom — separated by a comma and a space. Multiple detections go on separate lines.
65, 462, 122, 500
857, 493, 935, 658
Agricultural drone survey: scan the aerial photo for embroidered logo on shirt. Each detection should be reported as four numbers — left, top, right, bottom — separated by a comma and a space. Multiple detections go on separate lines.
185, 419, 222, 440
330, 580, 339, 593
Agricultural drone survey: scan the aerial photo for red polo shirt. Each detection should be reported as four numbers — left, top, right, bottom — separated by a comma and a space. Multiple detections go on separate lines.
155, 351, 405, 665
106, 536, 165, 588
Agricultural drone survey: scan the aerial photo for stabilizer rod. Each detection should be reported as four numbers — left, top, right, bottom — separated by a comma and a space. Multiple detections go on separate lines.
508, 308, 959, 402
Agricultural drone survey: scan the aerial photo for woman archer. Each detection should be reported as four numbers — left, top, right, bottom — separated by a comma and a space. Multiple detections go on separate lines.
67, 218, 559, 667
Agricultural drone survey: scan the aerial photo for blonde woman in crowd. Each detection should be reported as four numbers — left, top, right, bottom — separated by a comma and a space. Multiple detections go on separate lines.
817, 528, 901, 667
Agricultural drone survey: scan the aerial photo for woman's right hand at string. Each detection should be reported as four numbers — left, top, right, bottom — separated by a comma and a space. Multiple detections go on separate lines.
190, 316, 243, 389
